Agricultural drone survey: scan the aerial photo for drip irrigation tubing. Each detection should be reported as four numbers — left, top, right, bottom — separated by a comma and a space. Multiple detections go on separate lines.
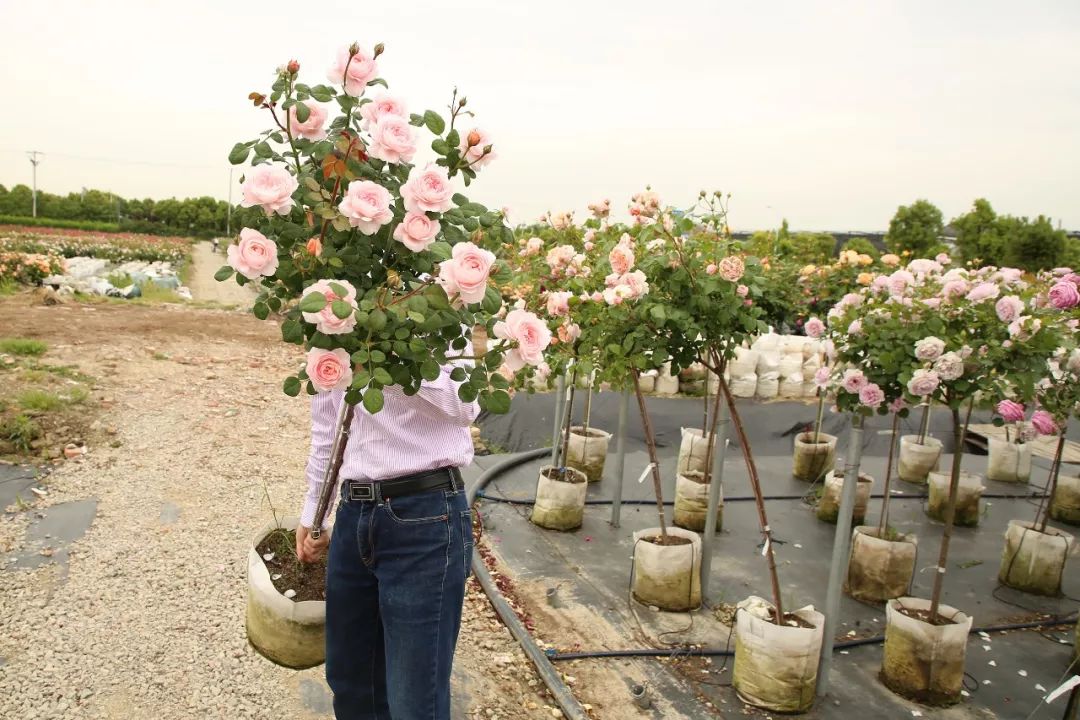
476, 490, 1048, 506
467, 448, 589, 720
545, 613, 1079, 662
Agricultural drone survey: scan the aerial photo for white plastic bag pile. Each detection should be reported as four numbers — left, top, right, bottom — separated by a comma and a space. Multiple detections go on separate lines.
723, 332, 825, 400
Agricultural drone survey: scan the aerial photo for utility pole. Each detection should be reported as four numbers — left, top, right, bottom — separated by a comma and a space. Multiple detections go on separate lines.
27, 151, 44, 217
226, 166, 234, 236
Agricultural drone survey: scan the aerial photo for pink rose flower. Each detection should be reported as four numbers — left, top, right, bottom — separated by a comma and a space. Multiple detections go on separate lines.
848, 319, 863, 335
338, 180, 394, 235
609, 244, 635, 275
301, 279, 358, 335
546, 291, 571, 317
240, 165, 298, 216
620, 270, 649, 298
227, 228, 279, 280
1030, 410, 1059, 436
305, 348, 352, 392
888, 397, 907, 414
966, 282, 1000, 303
841, 369, 868, 393
522, 237, 543, 256
941, 280, 969, 299
358, 93, 407, 129
996, 399, 1025, 424
814, 366, 832, 390
493, 309, 551, 370
1048, 281, 1080, 309
602, 285, 633, 305
907, 258, 942, 275
557, 322, 581, 344
804, 317, 826, 338
706, 263, 718, 275
591, 291, 604, 303
995, 295, 1024, 322
907, 369, 940, 397
437, 241, 496, 305
401, 164, 454, 215
718, 256, 745, 282
888, 270, 915, 296
1008, 315, 1041, 340
368, 114, 417, 164
933, 352, 964, 381
936, 252, 951, 265
922, 297, 942, 309
996, 267, 1024, 285
287, 102, 328, 141
392, 212, 440, 253
737, 284, 749, 297
859, 383, 885, 408
914, 336, 945, 361
584, 241, 595, 252
327, 46, 378, 96
459, 127, 496, 169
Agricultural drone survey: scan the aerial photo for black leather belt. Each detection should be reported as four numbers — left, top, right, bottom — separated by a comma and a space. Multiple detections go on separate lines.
341, 466, 463, 503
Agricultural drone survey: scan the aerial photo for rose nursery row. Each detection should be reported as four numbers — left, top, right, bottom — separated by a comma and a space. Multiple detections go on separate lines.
0, 226, 191, 265
219, 43, 1080, 714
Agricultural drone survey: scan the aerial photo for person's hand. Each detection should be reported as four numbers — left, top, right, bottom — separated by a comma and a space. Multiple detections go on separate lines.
296, 524, 330, 563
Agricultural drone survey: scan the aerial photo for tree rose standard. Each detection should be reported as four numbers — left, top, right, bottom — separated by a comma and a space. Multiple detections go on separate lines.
220, 43, 547, 720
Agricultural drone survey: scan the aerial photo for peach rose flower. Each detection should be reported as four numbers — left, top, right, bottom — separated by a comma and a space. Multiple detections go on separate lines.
240, 165, 298, 217
227, 228, 279, 280
609, 244, 635, 275
717, 255, 744, 282
287, 102, 328, 141
338, 180, 394, 235
368, 115, 417, 165
358, 93, 407, 130
327, 46, 378, 96
306, 348, 353, 392
437, 242, 496, 304
493, 309, 552, 371
546, 291, 571, 317
401, 165, 454, 215
301, 279, 358, 335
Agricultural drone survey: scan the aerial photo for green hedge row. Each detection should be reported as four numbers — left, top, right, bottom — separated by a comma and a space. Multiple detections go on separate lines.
0, 215, 210, 239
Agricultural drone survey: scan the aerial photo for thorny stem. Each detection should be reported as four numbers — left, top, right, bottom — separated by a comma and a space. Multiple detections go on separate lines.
1035, 433, 1067, 533
877, 413, 900, 535
928, 397, 974, 621
813, 389, 826, 444
631, 368, 668, 538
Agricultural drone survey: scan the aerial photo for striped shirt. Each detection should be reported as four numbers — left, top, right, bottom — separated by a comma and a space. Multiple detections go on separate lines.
300, 355, 479, 529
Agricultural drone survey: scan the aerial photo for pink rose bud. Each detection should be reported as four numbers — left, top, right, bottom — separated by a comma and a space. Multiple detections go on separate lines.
373, 43, 385, 58
306, 236, 323, 257
287, 59, 300, 75
706, 263, 718, 275
348, 42, 361, 56
996, 400, 1025, 423
467, 130, 482, 147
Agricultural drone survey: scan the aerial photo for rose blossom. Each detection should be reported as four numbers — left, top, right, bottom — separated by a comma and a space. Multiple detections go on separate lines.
966, 282, 1000, 303
907, 369, 940, 397
881, 253, 901, 267
737, 284, 749, 297
392, 212, 440, 252
287, 102, 328, 141
436, 242, 496, 305
522, 237, 543, 256
841, 369, 868, 393
557, 322, 581, 344
459, 127, 496, 169
609, 244, 635, 275
401, 164, 454, 214
602, 285, 634, 305
941, 279, 969, 299
228, 228, 279, 280
717, 255, 745, 282
547, 245, 575, 271
240, 165, 298, 216
908, 258, 942, 275
358, 93, 407, 129
859, 383, 885, 408
368, 114, 417, 164
933, 352, 964, 381
338, 180, 393, 235
936, 252, 951, 265
848, 319, 863, 335
914, 336, 945, 361
1048, 281, 1080, 309
1066, 348, 1080, 375
305, 348, 352, 392
814, 366, 832, 390
327, 45, 378, 96
995, 295, 1024, 322
1008, 315, 1041, 340
1030, 410, 1059, 436
546, 291, 571, 317
804, 317, 826, 338
888, 397, 907, 414
706, 263, 718, 275
620, 270, 649, 298
493, 309, 551, 371
996, 400, 1025, 423
888, 270, 915, 296
301, 279, 358, 335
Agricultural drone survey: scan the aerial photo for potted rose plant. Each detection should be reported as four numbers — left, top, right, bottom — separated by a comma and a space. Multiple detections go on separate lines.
219, 44, 547, 668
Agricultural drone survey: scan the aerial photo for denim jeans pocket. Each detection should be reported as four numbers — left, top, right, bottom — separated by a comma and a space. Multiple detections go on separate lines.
461, 508, 474, 579
384, 489, 450, 524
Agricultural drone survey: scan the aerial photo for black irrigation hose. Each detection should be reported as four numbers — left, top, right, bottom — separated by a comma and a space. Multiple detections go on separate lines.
476, 491, 1049, 506
545, 613, 1080, 662
466, 449, 589, 720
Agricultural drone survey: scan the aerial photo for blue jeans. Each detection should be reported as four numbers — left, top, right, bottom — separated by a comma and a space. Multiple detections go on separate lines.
325, 483, 472, 719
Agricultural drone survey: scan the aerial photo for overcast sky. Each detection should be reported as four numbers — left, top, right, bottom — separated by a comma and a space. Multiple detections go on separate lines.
1, 0, 1078, 230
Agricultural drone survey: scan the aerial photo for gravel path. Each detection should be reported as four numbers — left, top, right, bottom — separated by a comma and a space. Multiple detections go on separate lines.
0, 299, 556, 720
187, 240, 258, 306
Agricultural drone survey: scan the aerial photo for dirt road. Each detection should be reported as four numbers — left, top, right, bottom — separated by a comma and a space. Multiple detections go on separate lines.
187, 240, 259, 306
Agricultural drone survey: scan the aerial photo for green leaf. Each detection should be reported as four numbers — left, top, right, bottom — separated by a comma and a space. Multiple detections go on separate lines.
299, 292, 328, 313
331, 300, 353, 319
281, 319, 304, 344
423, 110, 446, 135
363, 387, 385, 414
428, 241, 452, 261
373, 368, 393, 385
450, 367, 467, 382
407, 311, 425, 324
350, 370, 371, 389
310, 85, 335, 102
487, 390, 511, 414
452, 193, 470, 206
446, 129, 460, 149
409, 113, 425, 127
457, 383, 478, 403
295, 101, 311, 123
283, 376, 301, 397
228, 143, 250, 165
368, 308, 387, 331
481, 286, 502, 314
420, 358, 440, 381
431, 138, 450, 155
253, 302, 270, 320
214, 265, 234, 282
369, 349, 386, 363
253, 141, 273, 158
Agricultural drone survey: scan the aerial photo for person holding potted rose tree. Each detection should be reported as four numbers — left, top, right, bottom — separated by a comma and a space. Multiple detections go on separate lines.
219, 44, 548, 720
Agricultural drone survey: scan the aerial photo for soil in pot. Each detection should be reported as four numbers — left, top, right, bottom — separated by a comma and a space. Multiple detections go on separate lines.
530, 465, 588, 531
673, 471, 722, 532
845, 526, 917, 603
733, 596, 824, 713
256, 527, 327, 601
631, 526, 701, 611
881, 598, 973, 705
792, 431, 836, 482
997, 520, 1076, 596
897, 435, 942, 485
986, 437, 1031, 483
817, 472, 873, 524
927, 471, 984, 527
565, 426, 611, 483
1050, 475, 1080, 526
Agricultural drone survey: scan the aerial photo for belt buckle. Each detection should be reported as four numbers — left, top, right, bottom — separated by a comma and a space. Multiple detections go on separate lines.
349, 482, 375, 502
